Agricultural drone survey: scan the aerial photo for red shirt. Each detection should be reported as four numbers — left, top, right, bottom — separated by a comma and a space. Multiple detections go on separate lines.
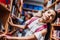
0, 0, 10, 5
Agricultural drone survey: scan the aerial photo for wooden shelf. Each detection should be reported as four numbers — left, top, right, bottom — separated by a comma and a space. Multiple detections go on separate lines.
0, 3, 10, 13
51, 23, 60, 26
51, 37, 56, 40
50, 23, 60, 40
0, 3, 10, 35
51, 37, 60, 40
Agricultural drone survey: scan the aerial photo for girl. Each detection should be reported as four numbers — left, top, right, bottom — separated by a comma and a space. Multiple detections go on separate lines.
5, 9, 57, 40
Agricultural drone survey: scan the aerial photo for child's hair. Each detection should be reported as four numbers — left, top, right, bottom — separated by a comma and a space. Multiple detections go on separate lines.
52, 10, 57, 23
28, 13, 33, 19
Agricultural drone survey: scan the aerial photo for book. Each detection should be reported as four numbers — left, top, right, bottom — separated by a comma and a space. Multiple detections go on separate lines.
53, 30, 60, 39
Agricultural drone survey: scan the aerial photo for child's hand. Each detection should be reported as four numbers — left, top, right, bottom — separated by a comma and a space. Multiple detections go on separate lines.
4, 35, 12, 39
0, 34, 6, 38
8, 21, 14, 26
56, 9, 60, 13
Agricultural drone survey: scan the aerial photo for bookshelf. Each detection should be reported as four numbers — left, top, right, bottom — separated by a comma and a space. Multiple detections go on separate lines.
50, 23, 60, 40
0, 3, 10, 35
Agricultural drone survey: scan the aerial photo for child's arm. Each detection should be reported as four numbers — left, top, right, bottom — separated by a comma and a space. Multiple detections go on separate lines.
5, 29, 47, 40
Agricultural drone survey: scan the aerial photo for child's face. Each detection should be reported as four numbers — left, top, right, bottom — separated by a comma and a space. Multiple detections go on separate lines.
42, 9, 56, 23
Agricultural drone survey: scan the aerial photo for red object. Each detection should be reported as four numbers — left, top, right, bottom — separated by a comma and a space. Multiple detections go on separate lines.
0, 0, 10, 5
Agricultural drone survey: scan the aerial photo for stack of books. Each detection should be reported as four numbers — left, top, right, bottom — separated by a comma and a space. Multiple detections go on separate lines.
52, 30, 60, 39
